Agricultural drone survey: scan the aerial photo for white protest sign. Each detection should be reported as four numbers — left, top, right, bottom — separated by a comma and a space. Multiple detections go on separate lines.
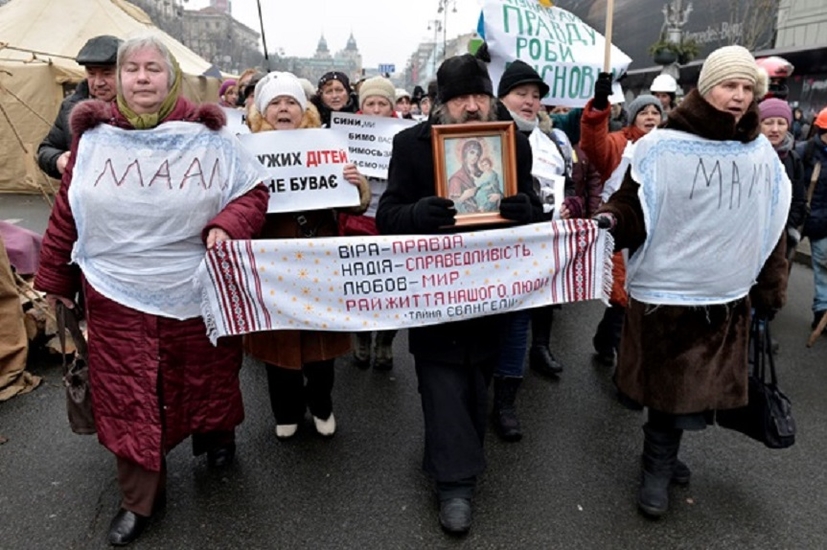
528, 128, 566, 214
220, 106, 250, 136
330, 112, 416, 179
481, 0, 631, 107
239, 128, 360, 213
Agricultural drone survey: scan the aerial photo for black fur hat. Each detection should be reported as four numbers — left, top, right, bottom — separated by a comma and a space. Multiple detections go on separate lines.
436, 54, 493, 103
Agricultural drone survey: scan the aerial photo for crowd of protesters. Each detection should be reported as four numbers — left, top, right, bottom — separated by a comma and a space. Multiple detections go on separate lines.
28, 32, 825, 546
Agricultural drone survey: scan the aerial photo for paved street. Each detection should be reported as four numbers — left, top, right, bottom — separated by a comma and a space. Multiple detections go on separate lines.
1, 194, 826, 549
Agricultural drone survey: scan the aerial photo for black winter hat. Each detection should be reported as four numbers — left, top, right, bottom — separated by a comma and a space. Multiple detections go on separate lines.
497, 60, 549, 99
437, 54, 493, 103
76, 35, 122, 66
237, 72, 265, 107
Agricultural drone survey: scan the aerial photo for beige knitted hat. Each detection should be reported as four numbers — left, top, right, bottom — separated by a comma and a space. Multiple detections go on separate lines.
358, 76, 395, 108
697, 45, 768, 98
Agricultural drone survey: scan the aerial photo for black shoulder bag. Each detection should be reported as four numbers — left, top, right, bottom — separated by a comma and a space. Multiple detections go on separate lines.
716, 316, 796, 449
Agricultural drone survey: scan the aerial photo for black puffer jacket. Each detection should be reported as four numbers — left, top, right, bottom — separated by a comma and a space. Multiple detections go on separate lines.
36, 80, 91, 179
780, 148, 807, 230
796, 136, 827, 240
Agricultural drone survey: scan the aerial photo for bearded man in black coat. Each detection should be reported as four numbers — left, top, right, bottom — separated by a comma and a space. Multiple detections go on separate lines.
376, 54, 543, 535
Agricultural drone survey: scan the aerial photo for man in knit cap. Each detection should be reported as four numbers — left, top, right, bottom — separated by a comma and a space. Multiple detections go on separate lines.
376, 54, 543, 535
594, 45, 790, 518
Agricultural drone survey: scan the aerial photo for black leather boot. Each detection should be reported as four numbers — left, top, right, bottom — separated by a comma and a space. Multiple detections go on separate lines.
206, 443, 236, 469
529, 346, 564, 376
593, 305, 624, 366
108, 508, 150, 546
352, 332, 372, 369
639, 456, 691, 485
492, 376, 522, 441
373, 330, 397, 370
638, 423, 682, 518
672, 458, 691, 486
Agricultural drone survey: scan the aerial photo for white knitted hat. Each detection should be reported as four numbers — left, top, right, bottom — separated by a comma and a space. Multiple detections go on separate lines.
254, 71, 307, 115
359, 76, 395, 108
395, 88, 411, 102
697, 45, 768, 98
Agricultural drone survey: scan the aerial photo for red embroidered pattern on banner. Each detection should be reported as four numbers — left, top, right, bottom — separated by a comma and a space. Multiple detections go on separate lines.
570, 219, 593, 302
214, 243, 248, 334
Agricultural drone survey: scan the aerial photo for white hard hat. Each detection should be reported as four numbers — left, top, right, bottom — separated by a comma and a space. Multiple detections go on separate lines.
650, 74, 678, 93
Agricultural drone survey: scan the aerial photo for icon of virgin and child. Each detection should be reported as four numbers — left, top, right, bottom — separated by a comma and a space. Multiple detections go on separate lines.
446, 137, 504, 214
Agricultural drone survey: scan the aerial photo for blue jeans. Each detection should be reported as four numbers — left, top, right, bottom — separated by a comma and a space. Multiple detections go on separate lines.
811, 236, 827, 314
495, 310, 531, 378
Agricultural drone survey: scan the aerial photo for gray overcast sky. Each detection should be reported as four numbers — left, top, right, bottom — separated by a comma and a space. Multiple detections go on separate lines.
187, 0, 482, 72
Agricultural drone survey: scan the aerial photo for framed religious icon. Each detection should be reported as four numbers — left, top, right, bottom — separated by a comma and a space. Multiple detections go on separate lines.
432, 121, 518, 226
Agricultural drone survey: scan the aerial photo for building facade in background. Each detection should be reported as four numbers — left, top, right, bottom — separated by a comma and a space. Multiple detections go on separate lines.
180, 5, 260, 74
774, 0, 827, 115
403, 32, 474, 91
129, 0, 262, 74
271, 34, 363, 86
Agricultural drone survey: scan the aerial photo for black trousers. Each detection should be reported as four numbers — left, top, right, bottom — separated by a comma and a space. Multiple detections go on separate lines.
593, 304, 625, 352
265, 360, 334, 423
414, 356, 496, 482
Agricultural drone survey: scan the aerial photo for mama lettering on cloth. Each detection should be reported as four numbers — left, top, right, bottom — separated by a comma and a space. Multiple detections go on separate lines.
68, 122, 266, 320
627, 130, 791, 305
197, 220, 613, 343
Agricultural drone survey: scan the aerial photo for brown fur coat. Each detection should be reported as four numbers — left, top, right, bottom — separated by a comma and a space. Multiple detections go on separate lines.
599, 90, 788, 414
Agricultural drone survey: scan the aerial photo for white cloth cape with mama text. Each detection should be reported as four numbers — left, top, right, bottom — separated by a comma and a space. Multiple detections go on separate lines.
68, 122, 266, 319
626, 129, 791, 306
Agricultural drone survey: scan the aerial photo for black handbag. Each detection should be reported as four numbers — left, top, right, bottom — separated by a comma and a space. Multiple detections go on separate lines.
716, 315, 795, 449
56, 302, 96, 435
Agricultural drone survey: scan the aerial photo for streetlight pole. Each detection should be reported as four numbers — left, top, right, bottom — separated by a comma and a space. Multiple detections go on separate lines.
426, 19, 442, 75
437, 0, 456, 61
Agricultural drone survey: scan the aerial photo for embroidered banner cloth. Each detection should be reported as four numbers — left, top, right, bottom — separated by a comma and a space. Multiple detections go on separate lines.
197, 220, 613, 343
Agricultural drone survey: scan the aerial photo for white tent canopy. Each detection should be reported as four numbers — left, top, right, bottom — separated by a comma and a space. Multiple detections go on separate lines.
0, 0, 221, 78
0, 0, 224, 194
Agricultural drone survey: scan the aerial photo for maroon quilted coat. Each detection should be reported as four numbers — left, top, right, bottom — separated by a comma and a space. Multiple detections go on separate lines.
35, 97, 269, 471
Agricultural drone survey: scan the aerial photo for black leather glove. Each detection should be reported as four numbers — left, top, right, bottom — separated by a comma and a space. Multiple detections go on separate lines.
593, 212, 616, 230
753, 308, 777, 322
499, 193, 534, 224
592, 72, 613, 110
413, 196, 456, 231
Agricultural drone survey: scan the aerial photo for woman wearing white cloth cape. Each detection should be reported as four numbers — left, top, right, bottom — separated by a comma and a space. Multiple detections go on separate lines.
594, 46, 791, 518
35, 36, 269, 546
